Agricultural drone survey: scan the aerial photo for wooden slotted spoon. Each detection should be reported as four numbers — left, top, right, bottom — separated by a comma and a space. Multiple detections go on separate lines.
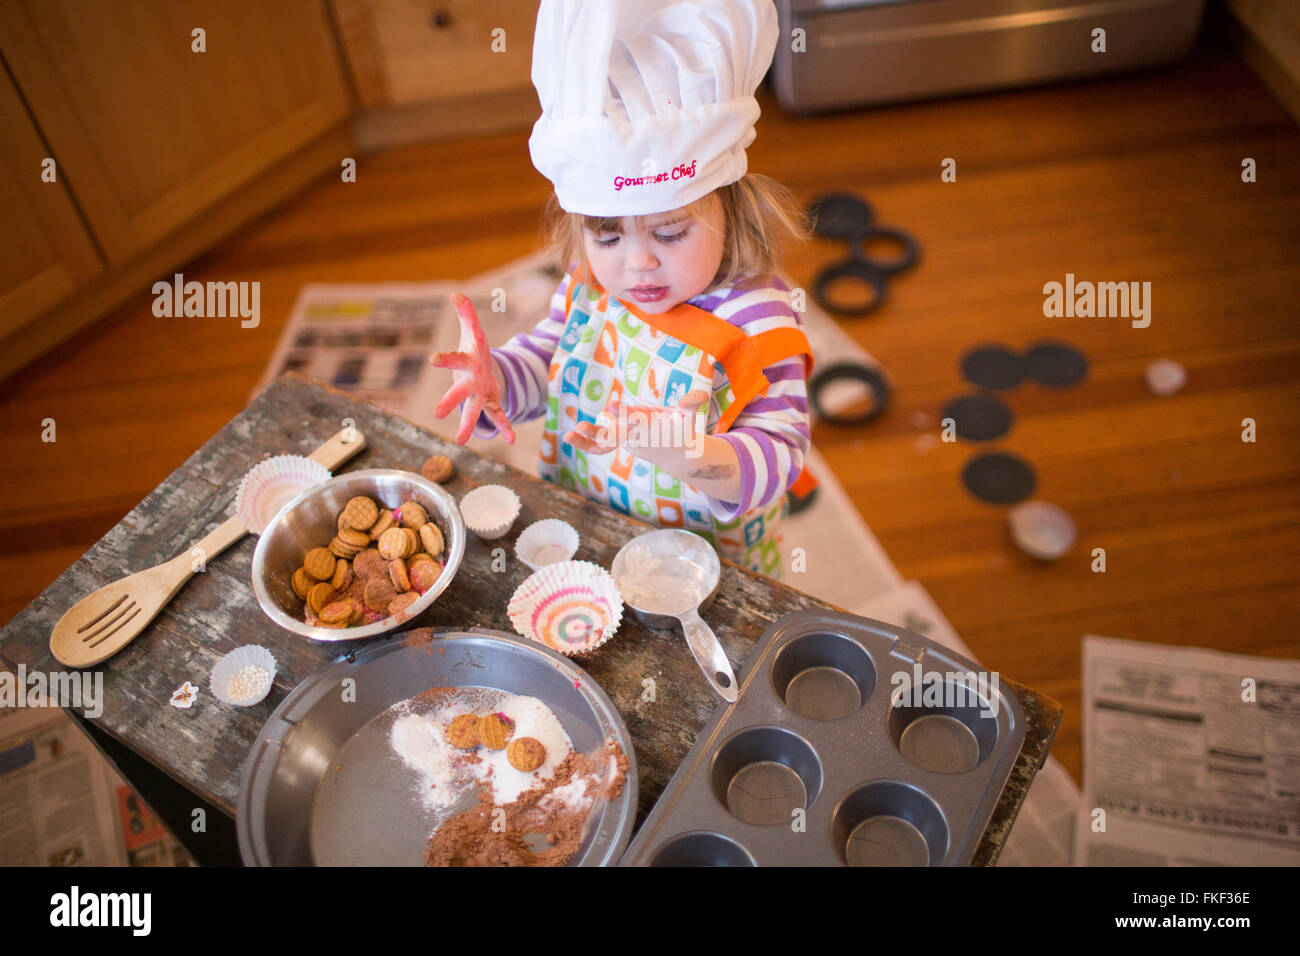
50, 427, 367, 668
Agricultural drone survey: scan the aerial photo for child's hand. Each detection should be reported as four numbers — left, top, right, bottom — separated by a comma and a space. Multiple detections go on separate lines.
566, 389, 709, 455
429, 293, 515, 445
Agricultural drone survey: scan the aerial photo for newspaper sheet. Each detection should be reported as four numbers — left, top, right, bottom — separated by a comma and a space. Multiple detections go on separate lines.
0, 705, 127, 866
1077, 636, 1300, 866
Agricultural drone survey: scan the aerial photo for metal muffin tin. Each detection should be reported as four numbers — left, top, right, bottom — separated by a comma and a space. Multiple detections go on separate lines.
620, 608, 1025, 866
238, 628, 638, 866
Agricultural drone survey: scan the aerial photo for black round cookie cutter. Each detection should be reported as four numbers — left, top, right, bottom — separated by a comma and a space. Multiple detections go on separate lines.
808, 361, 892, 427
807, 192, 921, 317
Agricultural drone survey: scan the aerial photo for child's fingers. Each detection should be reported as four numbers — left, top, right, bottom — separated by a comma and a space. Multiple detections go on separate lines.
676, 388, 710, 411
565, 423, 616, 454
456, 395, 484, 445
566, 433, 611, 454
429, 350, 474, 371
451, 293, 490, 356
563, 428, 595, 452
483, 401, 516, 444
567, 422, 602, 443
433, 378, 473, 419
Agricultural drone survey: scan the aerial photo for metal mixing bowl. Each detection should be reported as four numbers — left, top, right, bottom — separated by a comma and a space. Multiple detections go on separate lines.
237, 629, 639, 866
251, 469, 466, 641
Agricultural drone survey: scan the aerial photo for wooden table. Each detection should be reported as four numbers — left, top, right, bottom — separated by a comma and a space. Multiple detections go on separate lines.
0, 372, 1062, 865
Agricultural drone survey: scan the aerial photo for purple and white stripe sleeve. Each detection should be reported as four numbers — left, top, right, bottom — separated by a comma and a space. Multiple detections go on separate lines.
693, 284, 812, 520
703, 354, 811, 521
470, 273, 571, 439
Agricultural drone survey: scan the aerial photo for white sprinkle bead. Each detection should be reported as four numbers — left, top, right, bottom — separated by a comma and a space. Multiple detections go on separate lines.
210, 645, 277, 706
228, 664, 271, 703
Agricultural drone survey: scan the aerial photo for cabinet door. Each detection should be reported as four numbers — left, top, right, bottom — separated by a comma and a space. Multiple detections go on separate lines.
0, 0, 353, 264
0, 66, 101, 336
334, 0, 538, 107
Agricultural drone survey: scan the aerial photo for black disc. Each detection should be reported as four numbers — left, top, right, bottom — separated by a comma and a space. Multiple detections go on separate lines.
941, 394, 1013, 441
809, 362, 891, 426
813, 258, 889, 317
807, 192, 874, 241
962, 452, 1036, 505
1024, 341, 1087, 387
961, 345, 1025, 390
854, 227, 919, 277
787, 484, 820, 516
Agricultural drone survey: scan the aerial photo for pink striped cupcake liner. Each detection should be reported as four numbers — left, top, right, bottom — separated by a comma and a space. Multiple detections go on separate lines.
507, 560, 623, 656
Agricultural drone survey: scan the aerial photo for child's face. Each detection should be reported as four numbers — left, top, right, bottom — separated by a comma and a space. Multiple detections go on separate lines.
582, 197, 725, 313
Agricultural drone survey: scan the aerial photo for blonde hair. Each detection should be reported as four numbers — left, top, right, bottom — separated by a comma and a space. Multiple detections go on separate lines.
541, 173, 810, 292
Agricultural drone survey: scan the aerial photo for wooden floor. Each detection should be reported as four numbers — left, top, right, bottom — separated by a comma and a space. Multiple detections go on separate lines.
2, 30, 1297, 787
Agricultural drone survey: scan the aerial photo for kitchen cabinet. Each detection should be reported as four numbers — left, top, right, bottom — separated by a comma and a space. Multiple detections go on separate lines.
332, 0, 540, 148
0, 0, 354, 380
0, 0, 352, 265
337, 0, 536, 106
0, 65, 102, 338
0, 0, 545, 383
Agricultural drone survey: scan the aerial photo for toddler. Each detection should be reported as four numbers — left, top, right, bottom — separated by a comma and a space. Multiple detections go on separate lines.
432, 0, 814, 580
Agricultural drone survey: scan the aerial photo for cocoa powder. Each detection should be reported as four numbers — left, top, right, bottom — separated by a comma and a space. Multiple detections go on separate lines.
403, 629, 441, 656
414, 684, 456, 704
424, 740, 628, 867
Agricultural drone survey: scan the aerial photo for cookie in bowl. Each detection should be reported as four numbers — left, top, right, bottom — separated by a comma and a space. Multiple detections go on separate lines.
250, 469, 465, 641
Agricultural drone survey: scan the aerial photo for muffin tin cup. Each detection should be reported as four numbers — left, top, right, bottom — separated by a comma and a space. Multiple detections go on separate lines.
620, 608, 1026, 866
646, 830, 757, 867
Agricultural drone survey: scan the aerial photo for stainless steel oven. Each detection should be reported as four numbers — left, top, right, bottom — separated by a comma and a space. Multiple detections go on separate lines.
772, 0, 1207, 112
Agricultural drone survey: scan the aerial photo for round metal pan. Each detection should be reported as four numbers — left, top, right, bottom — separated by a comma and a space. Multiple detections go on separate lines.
237, 628, 638, 866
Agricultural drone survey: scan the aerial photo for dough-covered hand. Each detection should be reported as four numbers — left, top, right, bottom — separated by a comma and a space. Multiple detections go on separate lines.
565, 389, 709, 455
429, 293, 515, 444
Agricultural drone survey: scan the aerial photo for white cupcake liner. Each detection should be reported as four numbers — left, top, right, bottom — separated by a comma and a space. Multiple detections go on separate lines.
210, 645, 278, 706
458, 484, 521, 540
1008, 500, 1077, 561
1145, 358, 1187, 397
236, 455, 331, 535
515, 518, 580, 571
507, 560, 623, 657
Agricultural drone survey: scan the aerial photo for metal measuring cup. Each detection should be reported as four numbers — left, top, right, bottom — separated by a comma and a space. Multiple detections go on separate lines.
611, 529, 738, 703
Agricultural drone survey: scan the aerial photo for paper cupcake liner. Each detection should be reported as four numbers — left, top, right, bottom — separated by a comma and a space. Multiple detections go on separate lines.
210, 645, 277, 706
515, 518, 579, 571
459, 484, 521, 540
1145, 358, 1187, 397
507, 560, 623, 657
1008, 500, 1076, 561
236, 455, 332, 535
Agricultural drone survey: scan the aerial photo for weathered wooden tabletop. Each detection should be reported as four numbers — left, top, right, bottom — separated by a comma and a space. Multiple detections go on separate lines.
0, 372, 1060, 865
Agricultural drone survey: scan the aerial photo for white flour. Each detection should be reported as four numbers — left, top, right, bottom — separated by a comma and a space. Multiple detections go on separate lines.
619, 545, 710, 614
390, 688, 576, 811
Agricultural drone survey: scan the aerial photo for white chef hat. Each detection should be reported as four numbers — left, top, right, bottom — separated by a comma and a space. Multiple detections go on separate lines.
528, 0, 778, 217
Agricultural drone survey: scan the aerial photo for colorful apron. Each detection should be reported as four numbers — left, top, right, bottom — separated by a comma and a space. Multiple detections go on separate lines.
537, 266, 814, 580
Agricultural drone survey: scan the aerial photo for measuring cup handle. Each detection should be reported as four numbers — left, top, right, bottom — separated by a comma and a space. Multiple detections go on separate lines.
679, 608, 738, 703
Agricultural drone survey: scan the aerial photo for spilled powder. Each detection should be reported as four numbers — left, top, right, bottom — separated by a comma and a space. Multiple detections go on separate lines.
390, 687, 571, 810
425, 740, 629, 867
387, 686, 628, 864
